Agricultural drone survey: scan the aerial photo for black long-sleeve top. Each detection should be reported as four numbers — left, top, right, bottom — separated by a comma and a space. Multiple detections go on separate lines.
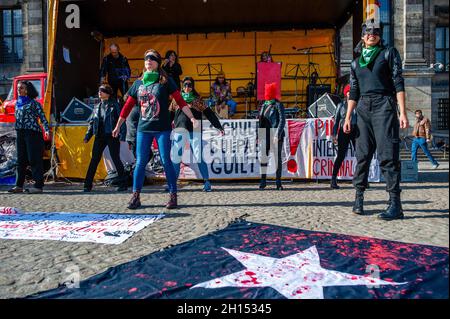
99, 53, 131, 83
163, 62, 183, 90
173, 97, 223, 132
349, 46, 404, 101
332, 101, 357, 136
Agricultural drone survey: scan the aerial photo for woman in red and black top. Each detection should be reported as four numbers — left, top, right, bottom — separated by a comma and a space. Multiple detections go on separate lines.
113, 49, 198, 209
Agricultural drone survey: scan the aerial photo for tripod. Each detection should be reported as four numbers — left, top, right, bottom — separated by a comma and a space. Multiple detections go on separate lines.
293, 45, 326, 116
44, 87, 72, 184
44, 121, 72, 184
196, 63, 223, 94
285, 63, 307, 108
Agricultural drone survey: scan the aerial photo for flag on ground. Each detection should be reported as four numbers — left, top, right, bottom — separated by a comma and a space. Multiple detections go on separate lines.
29, 221, 449, 299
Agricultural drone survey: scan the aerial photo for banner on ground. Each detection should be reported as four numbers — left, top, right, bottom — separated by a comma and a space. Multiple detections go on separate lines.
0, 211, 164, 244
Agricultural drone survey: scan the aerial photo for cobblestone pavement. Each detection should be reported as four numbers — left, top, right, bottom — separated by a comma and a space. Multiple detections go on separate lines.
0, 161, 448, 298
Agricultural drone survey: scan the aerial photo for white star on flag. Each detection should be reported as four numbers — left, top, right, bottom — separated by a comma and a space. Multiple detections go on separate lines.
192, 246, 406, 299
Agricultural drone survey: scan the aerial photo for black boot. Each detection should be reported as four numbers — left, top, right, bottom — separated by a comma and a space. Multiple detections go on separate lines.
352, 190, 365, 215
330, 176, 340, 189
276, 179, 283, 190
127, 191, 141, 209
259, 175, 267, 190
116, 177, 128, 192
379, 192, 404, 220
166, 193, 178, 209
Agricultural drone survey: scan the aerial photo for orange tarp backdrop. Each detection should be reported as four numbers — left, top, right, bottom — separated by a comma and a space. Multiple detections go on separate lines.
105, 30, 336, 111
55, 125, 107, 180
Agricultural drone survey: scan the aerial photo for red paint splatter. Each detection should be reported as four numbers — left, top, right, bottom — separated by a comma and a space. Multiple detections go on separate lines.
245, 271, 256, 276
185, 283, 193, 287
164, 281, 177, 287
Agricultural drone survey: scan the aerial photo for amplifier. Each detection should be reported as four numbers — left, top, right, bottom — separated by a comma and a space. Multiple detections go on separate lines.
61, 97, 93, 123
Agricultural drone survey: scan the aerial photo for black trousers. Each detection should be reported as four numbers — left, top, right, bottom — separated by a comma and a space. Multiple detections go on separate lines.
15, 129, 45, 189
260, 132, 284, 181
109, 80, 129, 99
85, 135, 125, 188
353, 95, 401, 193
332, 129, 356, 178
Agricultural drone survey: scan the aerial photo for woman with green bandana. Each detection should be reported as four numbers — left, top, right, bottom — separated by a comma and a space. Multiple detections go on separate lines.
343, 19, 409, 221
258, 82, 286, 191
113, 49, 198, 210
170, 76, 224, 192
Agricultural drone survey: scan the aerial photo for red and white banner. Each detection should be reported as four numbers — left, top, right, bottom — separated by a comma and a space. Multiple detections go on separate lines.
0, 211, 164, 244
177, 118, 380, 181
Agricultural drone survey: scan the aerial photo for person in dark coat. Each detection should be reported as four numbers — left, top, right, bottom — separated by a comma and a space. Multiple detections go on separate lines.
330, 84, 356, 189
258, 82, 286, 190
84, 84, 127, 192
162, 50, 183, 90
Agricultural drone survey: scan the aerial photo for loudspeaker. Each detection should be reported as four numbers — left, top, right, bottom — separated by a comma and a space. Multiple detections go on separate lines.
61, 97, 93, 123
308, 93, 341, 118
306, 84, 331, 109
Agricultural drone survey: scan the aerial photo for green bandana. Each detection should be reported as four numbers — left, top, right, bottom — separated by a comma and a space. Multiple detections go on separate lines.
264, 99, 276, 106
182, 91, 195, 103
142, 71, 159, 87
359, 45, 382, 68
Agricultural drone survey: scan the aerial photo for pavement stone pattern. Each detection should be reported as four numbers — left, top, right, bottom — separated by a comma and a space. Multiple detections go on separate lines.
0, 161, 448, 298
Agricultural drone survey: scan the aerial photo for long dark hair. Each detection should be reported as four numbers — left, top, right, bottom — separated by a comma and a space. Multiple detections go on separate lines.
182, 76, 200, 98
18, 81, 39, 99
213, 72, 227, 86
165, 50, 179, 63
141, 49, 169, 84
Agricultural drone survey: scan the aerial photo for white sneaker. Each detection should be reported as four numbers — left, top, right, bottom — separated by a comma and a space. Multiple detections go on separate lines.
432, 163, 440, 169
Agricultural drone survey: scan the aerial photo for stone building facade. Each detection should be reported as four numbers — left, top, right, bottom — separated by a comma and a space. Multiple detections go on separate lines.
0, 0, 46, 98
339, 0, 449, 137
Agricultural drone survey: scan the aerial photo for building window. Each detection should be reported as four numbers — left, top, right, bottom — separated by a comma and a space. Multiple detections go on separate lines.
378, 0, 393, 47
437, 98, 449, 130
0, 8, 23, 64
435, 26, 449, 71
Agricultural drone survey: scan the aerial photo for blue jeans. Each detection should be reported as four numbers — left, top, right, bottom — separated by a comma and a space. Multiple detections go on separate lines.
134, 131, 177, 193
171, 130, 209, 180
207, 99, 237, 116
227, 99, 237, 116
411, 137, 438, 165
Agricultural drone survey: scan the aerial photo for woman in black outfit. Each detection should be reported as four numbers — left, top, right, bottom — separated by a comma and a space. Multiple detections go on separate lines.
83, 84, 127, 192
162, 50, 183, 90
331, 84, 356, 189
171, 76, 224, 192
258, 82, 286, 190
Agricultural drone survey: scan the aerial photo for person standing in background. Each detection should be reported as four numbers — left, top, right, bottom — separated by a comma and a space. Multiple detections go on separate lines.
411, 109, 439, 169
100, 43, 131, 100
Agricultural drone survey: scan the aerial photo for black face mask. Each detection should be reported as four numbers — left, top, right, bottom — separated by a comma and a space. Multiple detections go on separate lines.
363, 27, 381, 37
183, 82, 193, 88
145, 54, 161, 65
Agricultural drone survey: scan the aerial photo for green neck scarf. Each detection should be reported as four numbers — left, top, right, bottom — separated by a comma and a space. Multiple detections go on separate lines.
359, 45, 382, 68
182, 91, 195, 103
264, 99, 276, 106
142, 71, 159, 87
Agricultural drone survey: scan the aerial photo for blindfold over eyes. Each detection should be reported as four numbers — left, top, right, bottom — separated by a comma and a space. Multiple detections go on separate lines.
99, 87, 112, 95
183, 82, 193, 88
145, 54, 162, 64
363, 28, 381, 36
